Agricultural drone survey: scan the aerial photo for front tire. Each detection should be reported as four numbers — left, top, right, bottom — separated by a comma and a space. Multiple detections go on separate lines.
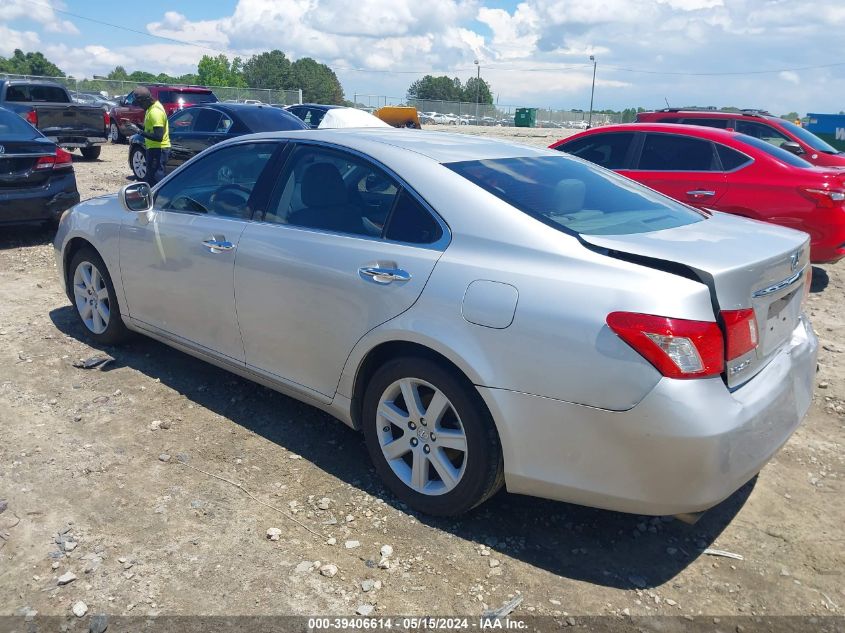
362, 357, 504, 516
68, 247, 130, 345
81, 146, 101, 160
129, 145, 147, 181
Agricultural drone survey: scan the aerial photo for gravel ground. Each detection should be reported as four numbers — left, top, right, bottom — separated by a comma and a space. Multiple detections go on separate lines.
1, 133, 843, 623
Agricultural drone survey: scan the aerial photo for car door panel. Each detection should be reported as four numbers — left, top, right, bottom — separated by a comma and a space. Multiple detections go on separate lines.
235, 226, 441, 400
120, 213, 248, 361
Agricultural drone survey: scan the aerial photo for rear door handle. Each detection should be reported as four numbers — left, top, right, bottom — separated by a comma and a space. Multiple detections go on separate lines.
359, 266, 411, 284
202, 238, 235, 253
686, 189, 716, 198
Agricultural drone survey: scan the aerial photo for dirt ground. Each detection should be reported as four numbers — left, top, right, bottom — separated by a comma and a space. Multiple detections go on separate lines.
1, 131, 843, 624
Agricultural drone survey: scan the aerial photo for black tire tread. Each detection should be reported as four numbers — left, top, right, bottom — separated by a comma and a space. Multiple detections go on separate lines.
68, 246, 131, 345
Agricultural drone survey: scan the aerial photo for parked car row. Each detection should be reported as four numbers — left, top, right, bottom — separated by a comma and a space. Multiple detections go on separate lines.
53, 121, 820, 520
109, 84, 218, 143
552, 117, 845, 263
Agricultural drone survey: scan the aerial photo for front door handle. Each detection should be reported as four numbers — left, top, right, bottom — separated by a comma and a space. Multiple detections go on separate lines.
202, 238, 235, 253
359, 266, 412, 284
686, 189, 716, 198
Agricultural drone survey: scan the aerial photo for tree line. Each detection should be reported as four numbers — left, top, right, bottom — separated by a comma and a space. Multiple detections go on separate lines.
407, 75, 494, 104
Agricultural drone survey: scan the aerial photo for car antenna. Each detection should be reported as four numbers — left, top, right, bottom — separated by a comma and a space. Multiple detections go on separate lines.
664, 97, 671, 109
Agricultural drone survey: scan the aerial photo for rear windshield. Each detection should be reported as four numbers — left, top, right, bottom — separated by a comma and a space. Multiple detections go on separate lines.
775, 118, 839, 154
160, 91, 218, 106
237, 107, 307, 132
4, 84, 70, 103
737, 134, 813, 167
0, 108, 40, 139
446, 156, 705, 236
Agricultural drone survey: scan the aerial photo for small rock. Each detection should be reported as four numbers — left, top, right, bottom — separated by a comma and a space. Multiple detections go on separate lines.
378, 557, 390, 569
489, 559, 500, 568
0, 499, 7, 514
357, 604, 374, 616
345, 540, 361, 549
549, 599, 561, 606
294, 561, 313, 573
159, 419, 172, 430
780, 568, 791, 577
361, 579, 377, 592
72, 601, 88, 617
326, 537, 337, 545
317, 498, 331, 510
89, 614, 109, 633
51, 561, 60, 570
380, 544, 393, 558
150, 420, 162, 431
63, 540, 78, 552
320, 564, 338, 578
266, 528, 282, 541
666, 599, 677, 606
158, 454, 171, 463
57, 571, 77, 586
818, 382, 829, 389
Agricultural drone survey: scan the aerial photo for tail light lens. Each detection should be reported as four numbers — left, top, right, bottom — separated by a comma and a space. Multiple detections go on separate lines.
607, 312, 725, 379
104, 110, 110, 131
34, 148, 73, 171
798, 186, 845, 208
26, 110, 38, 127
721, 309, 759, 360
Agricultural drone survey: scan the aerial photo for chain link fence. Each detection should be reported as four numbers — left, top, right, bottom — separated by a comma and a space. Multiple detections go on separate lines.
353, 93, 622, 127
0, 74, 303, 106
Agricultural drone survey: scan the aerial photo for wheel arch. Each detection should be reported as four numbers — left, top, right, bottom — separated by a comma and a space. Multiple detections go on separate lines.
349, 339, 484, 432
62, 237, 99, 302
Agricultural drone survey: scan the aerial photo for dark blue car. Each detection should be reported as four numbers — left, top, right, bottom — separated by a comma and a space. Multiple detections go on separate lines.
129, 103, 306, 180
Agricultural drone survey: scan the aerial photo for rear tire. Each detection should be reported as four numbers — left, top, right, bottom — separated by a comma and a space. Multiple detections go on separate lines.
81, 146, 101, 160
110, 122, 125, 144
362, 356, 504, 516
68, 247, 130, 345
129, 145, 147, 181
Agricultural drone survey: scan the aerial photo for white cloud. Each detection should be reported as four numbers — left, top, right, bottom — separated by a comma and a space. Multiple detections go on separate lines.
779, 70, 800, 85
0, 25, 40, 55
1, 0, 79, 35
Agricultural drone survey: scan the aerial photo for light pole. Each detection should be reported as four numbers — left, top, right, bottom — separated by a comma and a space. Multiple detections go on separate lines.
588, 55, 597, 128
474, 59, 480, 125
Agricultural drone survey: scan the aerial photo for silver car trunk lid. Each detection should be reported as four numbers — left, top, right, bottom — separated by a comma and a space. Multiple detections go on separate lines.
581, 212, 810, 388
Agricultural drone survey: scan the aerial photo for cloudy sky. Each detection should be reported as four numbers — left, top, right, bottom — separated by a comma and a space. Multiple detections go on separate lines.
1, 0, 843, 114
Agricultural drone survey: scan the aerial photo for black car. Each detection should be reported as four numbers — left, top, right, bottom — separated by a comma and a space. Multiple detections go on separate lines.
285, 104, 343, 129
129, 103, 306, 181
0, 106, 80, 227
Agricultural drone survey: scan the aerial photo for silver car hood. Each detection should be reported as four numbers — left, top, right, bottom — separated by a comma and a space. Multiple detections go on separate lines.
581, 211, 810, 387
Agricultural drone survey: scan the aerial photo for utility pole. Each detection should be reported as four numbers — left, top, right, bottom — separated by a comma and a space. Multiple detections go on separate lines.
588, 55, 597, 128
474, 59, 480, 125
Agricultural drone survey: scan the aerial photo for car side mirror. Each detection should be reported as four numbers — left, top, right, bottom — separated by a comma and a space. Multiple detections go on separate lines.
119, 182, 153, 213
781, 141, 804, 155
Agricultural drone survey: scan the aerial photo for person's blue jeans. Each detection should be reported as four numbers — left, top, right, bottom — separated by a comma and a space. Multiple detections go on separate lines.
145, 148, 171, 187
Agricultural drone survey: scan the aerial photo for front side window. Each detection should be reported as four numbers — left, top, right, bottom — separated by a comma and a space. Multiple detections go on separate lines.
155, 142, 279, 219
776, 118, 838, 153
638, 134, 718, 171
266, 145, 399, 237
446, 155, 704, 236
736, 134, 813, 168
557, 132, 634, 169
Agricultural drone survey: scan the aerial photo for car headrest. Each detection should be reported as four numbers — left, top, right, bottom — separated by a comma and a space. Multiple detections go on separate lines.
301, 162, 346, 207
554, 178, 586, 214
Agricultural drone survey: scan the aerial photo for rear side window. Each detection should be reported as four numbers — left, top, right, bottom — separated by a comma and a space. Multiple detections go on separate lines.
680, 118, 728, 129
716, 144, 752, 171
235, 107, 307, 132
385, 190, 443, 244
193, 108, 223, 133
446, 156, 704, 236
638, 134, 718, 171
557, 132, 634, 169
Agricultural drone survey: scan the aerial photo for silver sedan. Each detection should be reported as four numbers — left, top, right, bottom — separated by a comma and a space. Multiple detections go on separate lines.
54, 129, 818, 517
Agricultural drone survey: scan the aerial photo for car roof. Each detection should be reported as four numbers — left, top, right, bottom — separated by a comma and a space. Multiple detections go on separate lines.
291, 104, 343, 111
639, 109, 780, 121
227, 128, 553, 163
566, 122, 748, 142
150, 85, 214, 93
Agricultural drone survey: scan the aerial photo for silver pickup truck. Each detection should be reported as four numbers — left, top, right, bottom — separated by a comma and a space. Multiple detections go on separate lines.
0, 79, 108, 160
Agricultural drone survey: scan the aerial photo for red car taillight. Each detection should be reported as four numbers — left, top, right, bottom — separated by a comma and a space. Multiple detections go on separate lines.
26, 110, 38, 127
34, 148, 73, 171
104, 110, 110, 131
720, 309, 759, 360
607, 312, 725, 379
798, 186, 845, 208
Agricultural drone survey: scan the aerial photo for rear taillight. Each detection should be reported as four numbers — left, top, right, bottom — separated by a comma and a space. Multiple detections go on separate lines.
798, 186, 845, 208
26, 110, 38, 127
34, 148, 73, 171
607, 312, 725, 379
721, 309, 759, 360
104, 110, 110, 131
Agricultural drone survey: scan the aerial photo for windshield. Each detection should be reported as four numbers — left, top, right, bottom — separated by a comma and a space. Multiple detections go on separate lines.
775, 118, 840, 154
237, 107, 307, 132
446, 156, 705, 236
737, 134, 814, 167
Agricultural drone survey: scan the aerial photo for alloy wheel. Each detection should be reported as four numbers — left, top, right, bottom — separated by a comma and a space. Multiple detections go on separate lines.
72, 261, 111, 335
376, 378, 468, 496
132, 149, 147, 179
110, 123, 120, 142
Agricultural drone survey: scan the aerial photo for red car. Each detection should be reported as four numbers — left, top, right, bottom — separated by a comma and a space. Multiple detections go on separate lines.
550, 123, 845, 263
108, 85, 218, 143
636, 109, 845, 168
